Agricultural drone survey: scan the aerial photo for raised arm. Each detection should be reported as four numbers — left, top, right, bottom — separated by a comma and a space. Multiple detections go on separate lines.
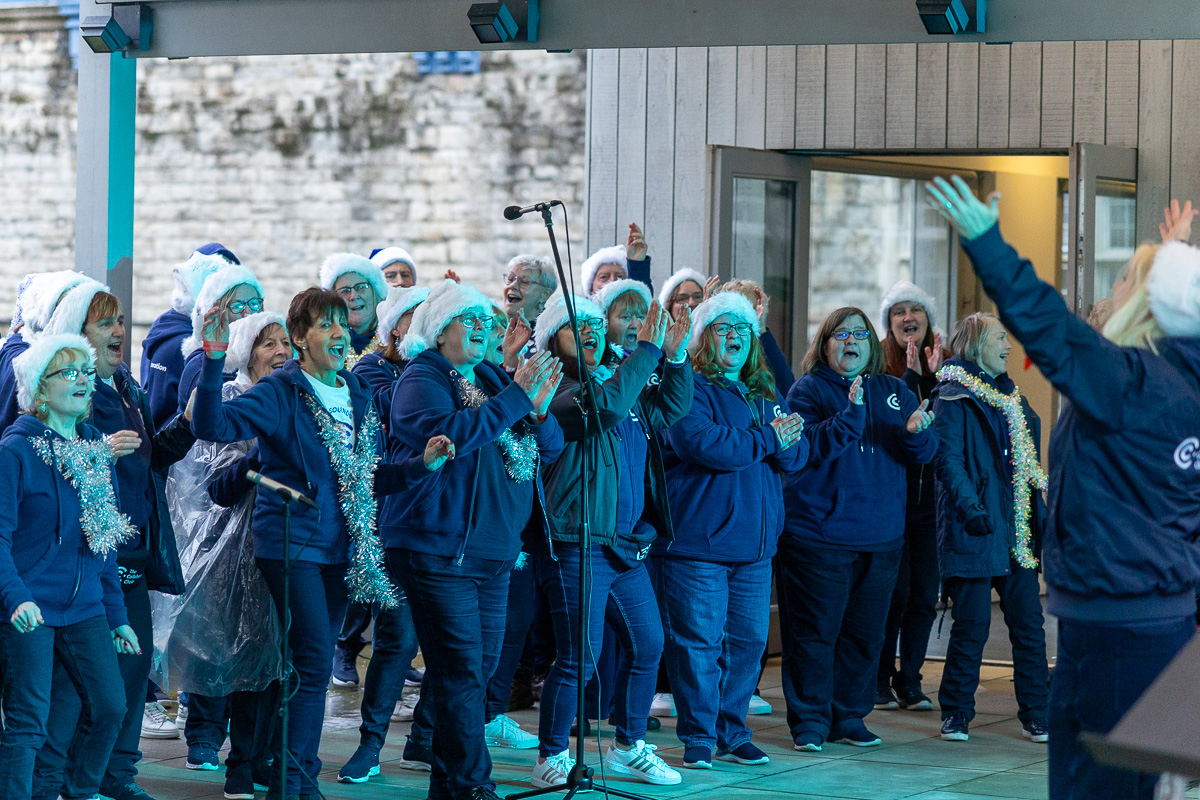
192, 356, 282, 444
549, 343, 661, 440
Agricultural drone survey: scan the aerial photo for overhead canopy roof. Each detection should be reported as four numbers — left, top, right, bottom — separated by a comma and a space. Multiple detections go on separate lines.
106, 0, 1190, 59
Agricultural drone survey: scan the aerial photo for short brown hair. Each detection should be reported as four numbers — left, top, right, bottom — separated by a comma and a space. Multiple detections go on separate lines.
287, 287, 348, 362
83, 291, 121, 331
948, 312, 1000, 365
801, 307, 884, 376
608, 289, 649, 320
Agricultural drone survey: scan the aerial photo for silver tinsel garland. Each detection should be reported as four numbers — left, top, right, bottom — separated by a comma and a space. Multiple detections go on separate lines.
455, 374, 539, 482
302, 394, 399, 609
29, 435, 137, 556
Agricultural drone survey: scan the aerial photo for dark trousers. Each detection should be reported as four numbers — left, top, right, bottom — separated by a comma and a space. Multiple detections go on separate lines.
183, 692, 230, 749
0, 615, 126, 800
358, 596, 434, 751
388, 548, 511, 800
778, 539, 902, 741
535, 546, 662, 757
256, 558, 349, 795
484, 560, 538, 722
337, 601, 374, 654
877, 520, 940, 694
34, 577, 151, 799
1048, 617, 1193, 800
938, 564, 1049, 724
182, 688, 278, 772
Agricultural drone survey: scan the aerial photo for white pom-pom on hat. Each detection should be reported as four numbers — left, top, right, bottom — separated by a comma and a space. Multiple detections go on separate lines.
1148, 241, 1200, 337
24, 271, 90, 338
397, 279, 494, 360
13, 333, 96, 413
41, 279, 110, 339
687, 291, 761, 356
171, 252, 229, 315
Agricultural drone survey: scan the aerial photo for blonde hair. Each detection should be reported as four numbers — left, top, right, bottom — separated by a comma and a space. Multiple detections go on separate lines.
29, 346, 92, 422
1103, 244, 1167, 352
948, 312, 1000, 365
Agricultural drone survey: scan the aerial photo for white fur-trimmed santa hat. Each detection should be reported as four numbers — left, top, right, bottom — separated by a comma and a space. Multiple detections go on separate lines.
398, 279, 493, 360
658, 268, 708, 309
8, 272, 44, 333
319, 253, 388, 305
13, 333, 96, 412
376, 286, 430, 346
41, 279, 110, 339
369, 247, 418, 283
1148, 241, 1200, 337
534, 292, 605, 353
171, 252, 229, 316
879, 280, 938, 334
181, 264, 264, 359
580, 245, 627, 296
687, 291, 761, 356
24, 271, 90, 338
226, 311, 288, 381
592, 278, 652, 313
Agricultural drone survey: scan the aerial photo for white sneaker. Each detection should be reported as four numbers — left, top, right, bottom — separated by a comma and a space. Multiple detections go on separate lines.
175, 701, 189, 729
747, 694, 773, 715
649, 692, 677, 717
532, 750, 575, 789
484, 713, 539, 749
141, 701, 180, 740
604, 740, 682, 786
391, 686, 419, 722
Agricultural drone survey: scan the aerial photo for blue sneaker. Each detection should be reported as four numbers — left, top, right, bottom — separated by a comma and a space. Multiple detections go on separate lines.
337, 745, 381, 783
682, 744, 712, 769
836, 727, 882, 747
793, 731, 823, 752
716, 742, 770, 765
186, 745, 220, 770
399, 736, 432, 772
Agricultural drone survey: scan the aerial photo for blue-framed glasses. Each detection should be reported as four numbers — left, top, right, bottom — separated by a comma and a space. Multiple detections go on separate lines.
831, 329, 872, 341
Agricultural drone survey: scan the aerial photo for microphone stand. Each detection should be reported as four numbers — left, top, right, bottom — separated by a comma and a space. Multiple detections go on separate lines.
507, 205, 650, 800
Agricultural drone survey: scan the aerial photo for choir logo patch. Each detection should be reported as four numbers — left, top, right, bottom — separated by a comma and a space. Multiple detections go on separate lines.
1174, 437, 1200, 470
886, 393, 901, 411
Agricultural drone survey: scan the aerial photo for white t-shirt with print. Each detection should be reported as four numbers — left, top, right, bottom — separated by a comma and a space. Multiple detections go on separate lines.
302, 371, 355, 447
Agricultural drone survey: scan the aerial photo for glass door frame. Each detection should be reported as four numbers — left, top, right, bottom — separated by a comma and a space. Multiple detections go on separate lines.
1066, 143, 1138, 316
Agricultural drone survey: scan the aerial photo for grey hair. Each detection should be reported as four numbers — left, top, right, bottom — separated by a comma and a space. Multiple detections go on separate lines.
948, 312, 1000, 365
504, 254, 558, 291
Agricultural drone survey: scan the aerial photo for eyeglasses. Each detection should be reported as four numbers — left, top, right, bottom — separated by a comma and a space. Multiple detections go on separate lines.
226, 297, 264, 315
335, 282, 373, 299
458, 313, 497, 329
712, 322, 754, 338
46, 366, 96, 383
671, 292, 705, 305
503, 272, 549, 292
576, 316, 607, 332
831, 330, 872, 341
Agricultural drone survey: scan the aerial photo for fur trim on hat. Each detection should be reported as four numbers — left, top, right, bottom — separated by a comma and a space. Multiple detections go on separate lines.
369, 247, 418, 283
376, 286, 430, 346
398, 280, 494, 360
687, 291, 761, 356
13, 333, 96, 412
319, 253, 388, 305
1148, 241, 1200, 337
171, 252, 228, 315
534, 292, 605, 353
181, 264, 264, 360
657, 268, 708, 309
41, 279, 109, 339
580, 245, 628, 296
227, 311, 288, 381
24, 271, 89, 338
592, 278, 652, 313
879, 280, 937, 335
9, 272, 42, 332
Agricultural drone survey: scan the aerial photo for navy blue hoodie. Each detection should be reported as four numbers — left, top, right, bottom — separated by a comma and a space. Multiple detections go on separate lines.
140, 308, 193, 432
0, 415, 129, 629
784, 364, 937, 550
963, 223, 1200, 624
380, 350, 564, 563
192, 356, 433, 563
0, 331, 30, 435
352, 351, 404, 433
349, 327, 375, 356
658, 371, 808, 563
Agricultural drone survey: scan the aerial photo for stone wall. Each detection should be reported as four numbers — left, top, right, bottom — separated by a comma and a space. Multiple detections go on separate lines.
0, 6, 588, 364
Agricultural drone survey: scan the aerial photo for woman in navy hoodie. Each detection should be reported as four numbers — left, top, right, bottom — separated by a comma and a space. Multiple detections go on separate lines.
381, 279, 564, 800
779, 306, 937, 752
0, 333, 139, 800
928, 180, 1200, 800
658, 291, 808, 770
192, 286, 456, 799
931, 313, 1050, 745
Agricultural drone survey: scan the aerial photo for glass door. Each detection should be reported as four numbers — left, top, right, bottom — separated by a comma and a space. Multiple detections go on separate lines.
1066, 143, 1138, 317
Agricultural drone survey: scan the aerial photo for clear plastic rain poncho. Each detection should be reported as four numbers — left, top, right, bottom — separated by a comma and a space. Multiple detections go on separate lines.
151, 376, 281, 694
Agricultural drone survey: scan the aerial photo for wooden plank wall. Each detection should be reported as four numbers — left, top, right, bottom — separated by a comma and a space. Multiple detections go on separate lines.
586, 41, 1197, 263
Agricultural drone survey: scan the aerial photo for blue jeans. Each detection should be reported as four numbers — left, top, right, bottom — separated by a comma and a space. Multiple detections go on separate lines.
1048, 617, 1193, 800
337, 601, 374, 654
878, 520, 940, 694
0, 615, 126, 800
256, 558, 349, 795
534, 545, 663, 757
387, 548, 511, 800
484, 560, 539, 721
939, 564, 1049, 724
655, 556, 772, 753
778, 539, 902, 742
358, 597, 434, 751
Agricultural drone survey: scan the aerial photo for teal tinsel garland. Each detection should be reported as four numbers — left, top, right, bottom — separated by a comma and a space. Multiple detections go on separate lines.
302, 394, 399, 609
455, 375, 539, 482
29, 435, 137, 556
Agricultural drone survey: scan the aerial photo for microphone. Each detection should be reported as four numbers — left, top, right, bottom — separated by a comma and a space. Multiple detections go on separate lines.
503, 200, 562, 220
246, 470, 319, 510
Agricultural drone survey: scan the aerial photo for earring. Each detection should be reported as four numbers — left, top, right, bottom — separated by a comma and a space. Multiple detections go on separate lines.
38, 402, 47, 414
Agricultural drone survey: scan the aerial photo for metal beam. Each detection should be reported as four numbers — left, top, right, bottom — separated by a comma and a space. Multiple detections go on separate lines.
109, 0, 1193, 60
